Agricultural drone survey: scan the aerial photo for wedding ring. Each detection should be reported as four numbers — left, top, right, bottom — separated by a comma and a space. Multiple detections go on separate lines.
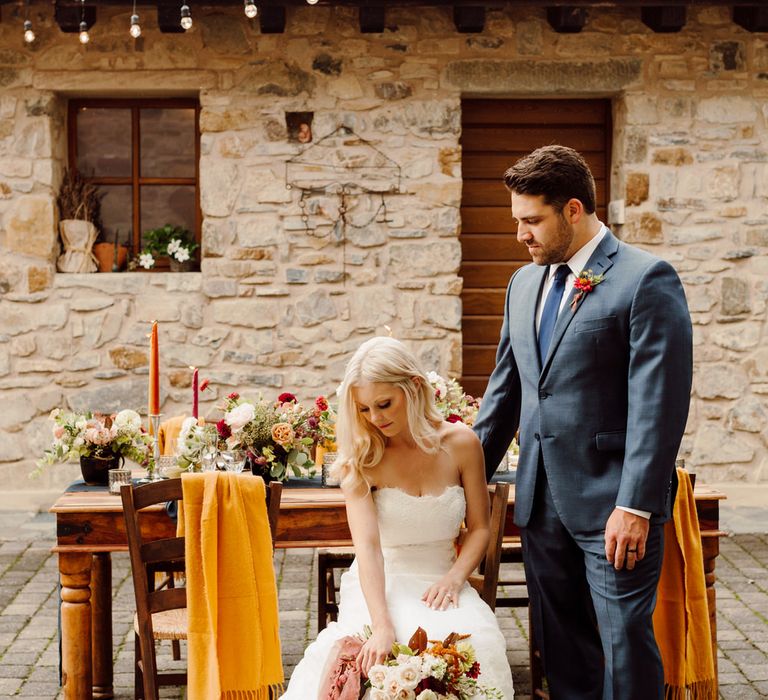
627, 548, 637, 553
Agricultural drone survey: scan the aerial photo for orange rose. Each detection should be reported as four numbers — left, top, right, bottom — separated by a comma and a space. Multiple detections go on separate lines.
271, 422, 294, 447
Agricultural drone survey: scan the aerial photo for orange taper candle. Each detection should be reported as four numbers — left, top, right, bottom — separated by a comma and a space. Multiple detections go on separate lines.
148, 321, 160, 422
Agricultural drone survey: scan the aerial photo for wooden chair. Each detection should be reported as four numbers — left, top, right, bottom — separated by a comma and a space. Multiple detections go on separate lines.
317, 483, 510, 632
122, 477, 283, 700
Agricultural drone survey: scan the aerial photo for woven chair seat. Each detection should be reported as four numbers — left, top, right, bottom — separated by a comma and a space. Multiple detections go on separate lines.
134, 608, 188, 641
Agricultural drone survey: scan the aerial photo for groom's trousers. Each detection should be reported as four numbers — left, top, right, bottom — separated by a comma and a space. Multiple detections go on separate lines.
521, 465, 665, 700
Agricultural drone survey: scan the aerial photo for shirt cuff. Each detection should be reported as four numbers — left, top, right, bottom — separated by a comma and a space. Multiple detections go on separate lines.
617, 506, 651, 519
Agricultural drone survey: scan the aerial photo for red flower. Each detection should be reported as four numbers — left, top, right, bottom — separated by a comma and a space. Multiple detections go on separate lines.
199, 378, 210, 392
571, 269, 605, 310
216, 419, 231, 440
315, 396, 329, 411
467, 661, 481, 679
446, 413, 463, 423
227, 392, 240, 401
278, 392, 297, 404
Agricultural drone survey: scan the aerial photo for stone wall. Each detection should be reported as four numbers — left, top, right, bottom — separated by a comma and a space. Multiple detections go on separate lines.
0, 3, 766, 507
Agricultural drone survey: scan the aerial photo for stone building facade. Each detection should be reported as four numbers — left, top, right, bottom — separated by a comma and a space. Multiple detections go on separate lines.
0, 3, 766, 507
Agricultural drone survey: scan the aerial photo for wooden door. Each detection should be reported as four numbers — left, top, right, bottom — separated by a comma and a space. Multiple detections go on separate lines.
459, 99, 612, 398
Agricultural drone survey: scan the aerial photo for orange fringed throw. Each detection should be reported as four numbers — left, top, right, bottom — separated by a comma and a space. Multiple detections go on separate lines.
182, 472, 284, 700
653, 468, 717, 700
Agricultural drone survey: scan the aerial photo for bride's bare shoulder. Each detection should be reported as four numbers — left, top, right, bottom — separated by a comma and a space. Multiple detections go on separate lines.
439, 420, 480, 452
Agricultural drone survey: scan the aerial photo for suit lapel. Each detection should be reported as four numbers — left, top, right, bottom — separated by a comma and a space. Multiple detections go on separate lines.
528, 265, 549, 371
540, 231, 619, 377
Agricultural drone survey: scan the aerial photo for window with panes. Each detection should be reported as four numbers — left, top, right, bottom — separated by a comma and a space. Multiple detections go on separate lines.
68, 98, 200, 265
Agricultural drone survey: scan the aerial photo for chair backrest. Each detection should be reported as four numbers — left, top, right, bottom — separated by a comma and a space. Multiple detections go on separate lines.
121, 478, 187, 698
468, 482, 510, 611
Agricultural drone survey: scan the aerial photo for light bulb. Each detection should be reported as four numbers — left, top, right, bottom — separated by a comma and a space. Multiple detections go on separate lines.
244, 0, 258, 18
180, 4, 192, 29
79, 21, 90, 44
130, 14, 141, 38
306, 0, 319, 4
23, 20, 35, 44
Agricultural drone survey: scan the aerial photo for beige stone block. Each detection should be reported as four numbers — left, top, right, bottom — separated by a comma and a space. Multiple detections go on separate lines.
200, 161, 239, 217
622, 213, 662, 245
696, 97, 758, 123
0, 158, 32, 178
33, 70, 217, 92
109, 347, 148, 370
27, 265, 53, 293
652, 148, 693, 166
212, 299, 278, 329
625, 173, 649, 206
5, 196, 57, 260
691, 424, 754, 464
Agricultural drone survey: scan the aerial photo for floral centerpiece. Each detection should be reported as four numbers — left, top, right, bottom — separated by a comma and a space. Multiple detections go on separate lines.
310, 395, 338, 450
216, 392, 317, 481
363, 627, 502, 699
35, 409, 152, 484
427, 372, 481, 427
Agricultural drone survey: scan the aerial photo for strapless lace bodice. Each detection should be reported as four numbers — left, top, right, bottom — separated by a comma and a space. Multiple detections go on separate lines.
374, 485, 466, 547
371, 485, 466, 577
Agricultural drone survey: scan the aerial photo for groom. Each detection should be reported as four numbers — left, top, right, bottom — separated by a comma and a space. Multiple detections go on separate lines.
473, 145, 692, 699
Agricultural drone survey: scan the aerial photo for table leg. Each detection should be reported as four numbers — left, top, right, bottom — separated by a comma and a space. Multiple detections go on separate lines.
91, 553, 114, 699
60, 552, 93, 700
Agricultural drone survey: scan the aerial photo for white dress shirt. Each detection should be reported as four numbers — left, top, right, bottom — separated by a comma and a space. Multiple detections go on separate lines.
535, 223, 651, 520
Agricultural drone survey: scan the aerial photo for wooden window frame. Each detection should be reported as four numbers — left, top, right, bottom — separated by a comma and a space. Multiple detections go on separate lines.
67, 97, 201, 262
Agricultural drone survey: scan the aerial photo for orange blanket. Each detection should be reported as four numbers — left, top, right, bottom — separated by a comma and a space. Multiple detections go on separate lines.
653, 468, 717, 699
182, 472, 283, 699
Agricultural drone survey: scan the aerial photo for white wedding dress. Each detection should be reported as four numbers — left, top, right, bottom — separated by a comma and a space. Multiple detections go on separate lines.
280, 485, 515, 699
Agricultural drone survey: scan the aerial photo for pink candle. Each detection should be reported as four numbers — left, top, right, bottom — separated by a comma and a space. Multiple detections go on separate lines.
192, 367, 199, 419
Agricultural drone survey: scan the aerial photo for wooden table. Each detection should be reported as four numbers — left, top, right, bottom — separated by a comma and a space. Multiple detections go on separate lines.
50, 483, 726, 699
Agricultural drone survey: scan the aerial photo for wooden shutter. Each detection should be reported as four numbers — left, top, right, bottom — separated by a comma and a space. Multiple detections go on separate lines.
460, 99, 612, 398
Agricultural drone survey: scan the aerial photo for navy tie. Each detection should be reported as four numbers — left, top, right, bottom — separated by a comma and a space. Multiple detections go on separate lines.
538, 265, 570, 361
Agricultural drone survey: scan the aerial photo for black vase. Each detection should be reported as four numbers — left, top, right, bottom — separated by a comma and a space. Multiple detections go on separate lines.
80, 453, 123, 486
248, 456, 274, 484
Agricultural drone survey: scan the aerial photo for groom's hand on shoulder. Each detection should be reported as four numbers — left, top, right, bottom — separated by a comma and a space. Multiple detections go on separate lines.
604, 508, 650, 571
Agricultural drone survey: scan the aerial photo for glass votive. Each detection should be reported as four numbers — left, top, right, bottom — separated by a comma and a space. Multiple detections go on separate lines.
219, 449, 247, 473
321, 452, 340, 487
157, 455, 184, 479
108, 468, 132, 495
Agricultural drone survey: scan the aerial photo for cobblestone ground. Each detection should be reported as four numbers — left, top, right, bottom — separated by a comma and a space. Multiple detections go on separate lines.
0, 511, 765, 699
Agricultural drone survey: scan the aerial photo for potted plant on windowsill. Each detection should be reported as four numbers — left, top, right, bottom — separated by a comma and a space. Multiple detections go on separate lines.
131, 224, 199, 272
56, 169, 103, 273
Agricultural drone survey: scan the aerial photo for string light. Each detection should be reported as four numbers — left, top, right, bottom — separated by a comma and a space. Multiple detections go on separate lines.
306, 0, 319, 4
78, 0, 89, 43
129, 0, 141, 37
180, 3, 192, 30
244, 0, 258, 19
23, 19, 35, 44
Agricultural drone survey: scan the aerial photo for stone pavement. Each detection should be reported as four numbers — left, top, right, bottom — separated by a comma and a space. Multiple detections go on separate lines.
0, 510, 766, 699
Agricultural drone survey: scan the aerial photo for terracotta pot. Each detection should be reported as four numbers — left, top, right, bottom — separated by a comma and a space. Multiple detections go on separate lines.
92, 242, 129, 272
80, 453, 124, 486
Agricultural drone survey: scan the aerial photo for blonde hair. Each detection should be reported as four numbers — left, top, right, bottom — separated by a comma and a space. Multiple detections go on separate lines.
333, 337, 443, 491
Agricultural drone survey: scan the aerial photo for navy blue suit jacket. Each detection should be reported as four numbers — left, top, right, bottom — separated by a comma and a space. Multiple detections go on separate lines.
473, 230, 693, 533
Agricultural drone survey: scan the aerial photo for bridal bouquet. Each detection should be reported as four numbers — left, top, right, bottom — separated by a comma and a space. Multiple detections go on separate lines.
217, 392, 316, 481
427, 372, 482, 427
362, 627, 502, 700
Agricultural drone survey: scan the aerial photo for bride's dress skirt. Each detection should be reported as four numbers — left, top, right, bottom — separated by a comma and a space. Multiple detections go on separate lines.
280, 486, 515, 699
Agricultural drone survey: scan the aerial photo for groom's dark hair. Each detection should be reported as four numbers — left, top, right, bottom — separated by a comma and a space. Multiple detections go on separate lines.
503, 145, 597, 215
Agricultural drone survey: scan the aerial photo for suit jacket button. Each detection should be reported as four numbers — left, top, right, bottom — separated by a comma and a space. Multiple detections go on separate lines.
534, 433, 540, 441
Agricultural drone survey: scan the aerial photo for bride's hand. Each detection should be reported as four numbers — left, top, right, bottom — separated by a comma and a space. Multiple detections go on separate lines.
422, 576, 462, 610
356, 624, 396, 678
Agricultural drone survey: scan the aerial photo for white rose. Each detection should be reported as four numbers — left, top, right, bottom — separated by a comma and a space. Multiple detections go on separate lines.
73, 437, 84, 448
75, 418, 87, 431
416, 691, 438, 700
394, 662, 421, 690
393, 690, 415, 700
225, 403, 255, 432
366, 689, 389, 700
114, 409, 142, 432
367, 664, 389, 690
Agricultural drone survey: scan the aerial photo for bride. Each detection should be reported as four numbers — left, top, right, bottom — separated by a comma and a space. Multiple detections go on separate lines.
281, 337, 515, 699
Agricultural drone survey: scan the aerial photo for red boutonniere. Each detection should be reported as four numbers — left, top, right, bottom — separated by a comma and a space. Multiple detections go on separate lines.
571, 269, 605, 310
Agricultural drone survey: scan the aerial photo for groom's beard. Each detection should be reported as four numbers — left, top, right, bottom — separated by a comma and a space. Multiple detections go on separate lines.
529, 215, 574, 266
